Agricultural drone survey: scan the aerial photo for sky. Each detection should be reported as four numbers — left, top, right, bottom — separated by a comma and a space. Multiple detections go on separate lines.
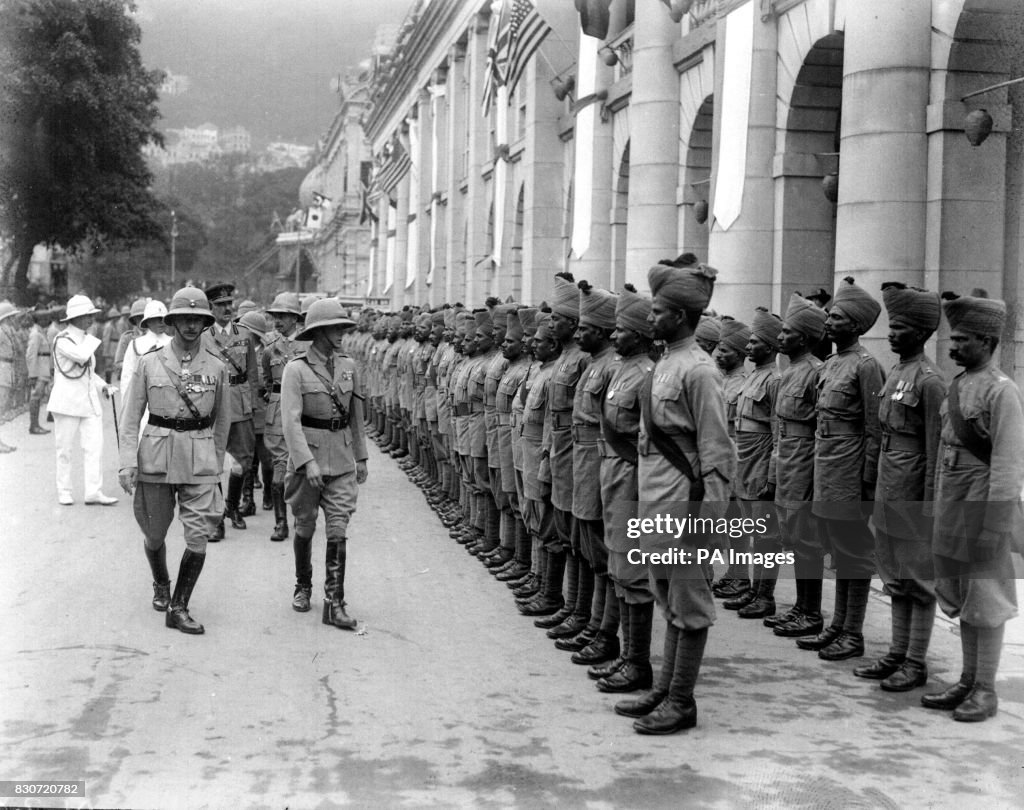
135, 0, 414, 146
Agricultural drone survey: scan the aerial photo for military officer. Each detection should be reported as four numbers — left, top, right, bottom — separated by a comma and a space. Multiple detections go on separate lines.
0, 301, 22, 452
118, 286, 231, 635
800, 278, 884, 662
479, 305, 513, 564
855, 284, 945, 691
281, 298, 369, 629
263, 291, 306, 541
201, 282, 258, 537
730, 308, 784, 619
594, 285, 656, 694
923, 291, 1023, 722
465, 309, 501, 556
238, 310, 273, 516
769, 295, 827, 638
616, 263, 733, 735
25, 307, 53, 435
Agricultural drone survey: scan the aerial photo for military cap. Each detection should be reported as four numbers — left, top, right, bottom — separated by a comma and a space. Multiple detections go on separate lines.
205, 282, 236, 304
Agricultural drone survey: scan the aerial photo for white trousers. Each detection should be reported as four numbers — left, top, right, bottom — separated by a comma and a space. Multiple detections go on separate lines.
54, 413, 104, 499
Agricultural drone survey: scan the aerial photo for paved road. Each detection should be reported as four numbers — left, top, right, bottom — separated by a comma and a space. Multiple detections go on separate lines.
0, 410, 1022, 809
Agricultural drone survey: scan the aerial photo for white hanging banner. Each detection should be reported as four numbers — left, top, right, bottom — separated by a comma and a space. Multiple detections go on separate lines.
570, 34, 599, 259
366, 217, 377, 296
712, 0, 754, 231
384, 204, 396, 294
405, 115, 420, 289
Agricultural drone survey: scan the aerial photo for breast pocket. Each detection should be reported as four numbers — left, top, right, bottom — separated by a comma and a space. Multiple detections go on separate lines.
147, 382, 180, 414
191, 433, 219, 476
652, 380, 682, 425
821, 381, 859, 413
740, 382, 768, 419
139, 427, 170, 475
606, 388, 638, 432
884, 388, 920, 432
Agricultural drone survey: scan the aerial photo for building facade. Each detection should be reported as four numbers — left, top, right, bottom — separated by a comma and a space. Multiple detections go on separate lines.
300, 0, 1023, 381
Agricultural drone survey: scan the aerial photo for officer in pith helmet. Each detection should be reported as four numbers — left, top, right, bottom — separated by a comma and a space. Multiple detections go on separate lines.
119, 286, 231, 635
281, 298, 369, 629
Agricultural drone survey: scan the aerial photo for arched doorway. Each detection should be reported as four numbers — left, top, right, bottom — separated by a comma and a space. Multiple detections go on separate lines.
682, 96, 713, 262
610, 142, 629, 290
775, 32, 844, 311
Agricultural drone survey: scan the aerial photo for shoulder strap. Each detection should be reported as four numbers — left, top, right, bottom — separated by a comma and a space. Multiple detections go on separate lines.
640, 372, 704, 500
599, 414, 639, 465
300, 356, 349, 418
947, 376, 992, 464
209, 331, 246, 375
156, 352, 204, 420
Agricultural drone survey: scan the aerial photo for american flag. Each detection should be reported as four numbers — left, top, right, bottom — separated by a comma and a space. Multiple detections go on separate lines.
502, 0, 552, 97
481, 3, 508, 114
377, 137, 412, 197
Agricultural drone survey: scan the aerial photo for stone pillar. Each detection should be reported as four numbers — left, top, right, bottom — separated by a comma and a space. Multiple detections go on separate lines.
392, 170, 410, 309
624, 0, 681, 289
444, 42, 468, 305
836, 0, 931, 358
464, 12, 492, 307
706, 9, 776, 320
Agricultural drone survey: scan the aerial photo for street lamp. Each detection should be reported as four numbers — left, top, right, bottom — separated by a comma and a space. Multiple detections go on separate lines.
170, 210, 179, 286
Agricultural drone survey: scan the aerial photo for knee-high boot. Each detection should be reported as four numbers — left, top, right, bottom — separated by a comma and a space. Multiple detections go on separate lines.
292, 534, 313, 612
144, 543, 170, 612
165, 550, 206, 634
323, 537, 357, 630
270, 482, 288, 541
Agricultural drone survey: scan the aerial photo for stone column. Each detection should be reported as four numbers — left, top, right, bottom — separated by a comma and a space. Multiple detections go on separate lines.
836, 0, 931, 358
624, 0, 681, 289
707, 8, 777, 320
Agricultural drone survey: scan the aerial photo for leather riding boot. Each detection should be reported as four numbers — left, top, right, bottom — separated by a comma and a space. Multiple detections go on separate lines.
614, 620, 677, 717
270, 483, 288, 542
261, 463, 274, 510
739, 574, 777, 619
165, 550, 206, 634
29, 401, 49, 434
292, 534, 313, 612
144, 543, 171, 612
634, 627, 706, 735
323, 538, 357, 630
239, 471, 256, 517
225, 472, 247, 530
599, 600, 654, 693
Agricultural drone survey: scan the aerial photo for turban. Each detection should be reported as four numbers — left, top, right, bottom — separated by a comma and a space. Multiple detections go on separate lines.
416, 312, 431, 328
455, 310, 472, 338
615, 285, 653, 338
751, 307, 783, 350
534, 311, 555, 341
551, 274, 580, 319
695, 316, 721, 347
881, 283, 940, 333
492, 303, 516, 331
942, 290, 1006, 339
784, 293, 827, 341
443, 308, 456, 329
430, 310, 446, 327
400, 307, 414, 323
474, 309, 494, 338
506, 308, 525, 341
719, 318, 751, 353
578, 281, 617, 330
648, 263, 717, 312
518, 307, 539, 338
832, 276, 881, 333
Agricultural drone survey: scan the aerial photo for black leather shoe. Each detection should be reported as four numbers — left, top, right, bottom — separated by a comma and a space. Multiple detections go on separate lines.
546, 615, 588, 639
496, 563, 529, 582
738, 595, 775, 619
152, 582, 171, 612
854, 653, 906, 680
921, 679, 974, 710
518, 596, 564, 617
485, 550, 514, 568
323, 600, 357, 630
226, 508, 247, 531
571, 633, 620, 665
724, 589, 756, 610
818, 631, 865, 661
952, 686, 998, 722
292, 585, 312, 613
588, 657, 624, 681
598, 661, 654, 693
764, 606, 801, 628
791, 621, 839, 647
554, 628, 596, 652
615, 689, 667, 718
711, 577, 742, 598
633, 696, 697, 735
880, 660, 928, 692
210, 520, 225, 542
29, 425, 50, 435
534, 606, 573, 630
165, 606, 204, 634
775, 613, 826, 639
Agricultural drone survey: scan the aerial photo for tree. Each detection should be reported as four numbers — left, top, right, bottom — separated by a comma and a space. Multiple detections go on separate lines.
0, 0, 164, 303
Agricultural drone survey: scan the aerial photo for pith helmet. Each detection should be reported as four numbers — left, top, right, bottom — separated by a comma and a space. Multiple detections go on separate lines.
165, 286, 215, 325
296, 298, 356, 340
141, 300, 168, 328
239, 311, 271, 336
266, 291, 302, 316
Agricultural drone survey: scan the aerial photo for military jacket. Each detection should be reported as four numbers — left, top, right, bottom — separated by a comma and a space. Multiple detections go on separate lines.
872, 354, 945, 538
734, 361, 780, 500
25, 324, 52, 381
201, 322, 257, 423
262, 330, 309, 432
548, 343, 590, 511
812, 344, 884, 518
281, 344, 367, 476
118, 342, 230, 485
721, 365, 748, 440
496, 356, 531, 484
0, 323, 20, 388
637, 335, 733, 505
773, 353, 822, 509
47, 325, 105, 417
572, 346, 620, 520
933, 360, 1024, 561
521, 357, 557, 501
